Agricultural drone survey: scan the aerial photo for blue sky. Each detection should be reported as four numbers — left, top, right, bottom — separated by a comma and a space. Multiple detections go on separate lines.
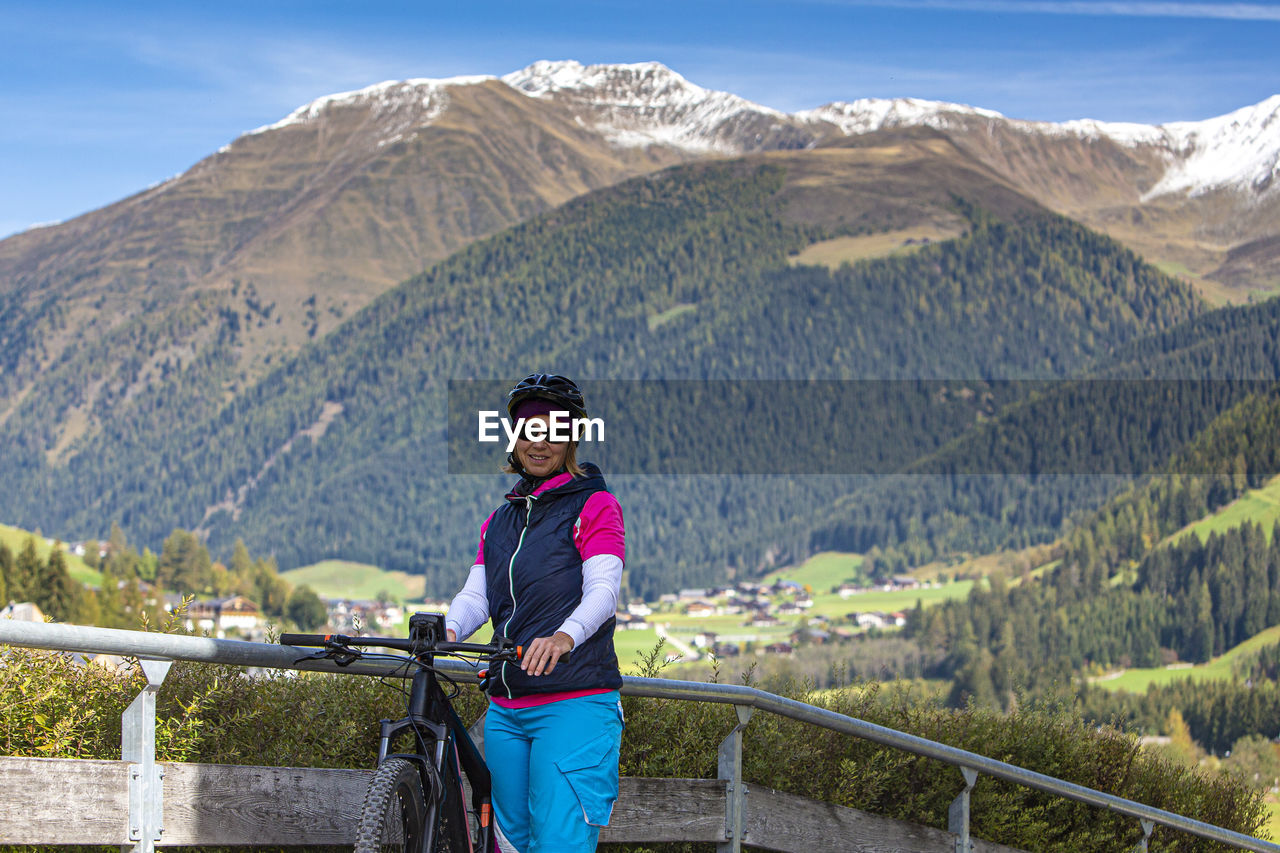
3, 0, 1280, 239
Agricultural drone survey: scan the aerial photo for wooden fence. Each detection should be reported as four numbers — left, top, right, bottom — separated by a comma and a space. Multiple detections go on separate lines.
0, 755, 1023, 852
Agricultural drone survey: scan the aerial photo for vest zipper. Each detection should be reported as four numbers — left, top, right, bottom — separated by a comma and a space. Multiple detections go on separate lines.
500, 495, 536, 699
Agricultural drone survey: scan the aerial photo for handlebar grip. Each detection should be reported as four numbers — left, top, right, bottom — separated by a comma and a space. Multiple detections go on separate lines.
511, 645, 571, 664
279, 633, 332, 647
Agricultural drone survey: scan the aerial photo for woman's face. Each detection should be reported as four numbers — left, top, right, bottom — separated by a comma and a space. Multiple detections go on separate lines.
514, 414, 569, 479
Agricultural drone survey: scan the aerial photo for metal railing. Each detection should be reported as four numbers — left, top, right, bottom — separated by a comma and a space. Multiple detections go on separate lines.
1, 619, 1276, 853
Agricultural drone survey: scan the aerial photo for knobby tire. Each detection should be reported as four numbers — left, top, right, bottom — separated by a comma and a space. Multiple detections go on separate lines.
354, 757, 428, 853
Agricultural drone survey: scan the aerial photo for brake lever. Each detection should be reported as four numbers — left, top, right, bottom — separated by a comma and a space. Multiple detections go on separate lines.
292, 646, 362, 667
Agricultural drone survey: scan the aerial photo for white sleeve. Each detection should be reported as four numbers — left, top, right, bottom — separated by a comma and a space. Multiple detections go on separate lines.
445, 564, 489, 641
557, 554, 623, 649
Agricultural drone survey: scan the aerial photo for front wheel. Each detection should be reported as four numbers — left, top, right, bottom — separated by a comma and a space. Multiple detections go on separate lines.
355, 757, 428, 853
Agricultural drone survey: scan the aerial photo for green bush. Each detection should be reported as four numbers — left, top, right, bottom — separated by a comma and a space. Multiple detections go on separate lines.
0, 642, 1266, 852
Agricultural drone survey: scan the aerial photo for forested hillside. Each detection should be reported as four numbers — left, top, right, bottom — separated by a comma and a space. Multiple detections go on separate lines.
897, 300, 1280, 706
0, 152, 1203, 597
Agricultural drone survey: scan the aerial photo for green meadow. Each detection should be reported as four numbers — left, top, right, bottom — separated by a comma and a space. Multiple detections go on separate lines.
762, 551, 864, 592
0, 523, 99, 587
1171, 475, 1280, 544
1093, 625, 1280, 692
281, 560, 427, 604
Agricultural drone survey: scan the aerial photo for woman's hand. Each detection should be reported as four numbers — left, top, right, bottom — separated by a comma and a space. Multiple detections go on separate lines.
447, 629, 456, 642
521, 631, 574, 676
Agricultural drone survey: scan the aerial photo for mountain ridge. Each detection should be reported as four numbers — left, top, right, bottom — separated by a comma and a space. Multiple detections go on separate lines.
236, 59, 1280, 200
0, 58, 1274, 496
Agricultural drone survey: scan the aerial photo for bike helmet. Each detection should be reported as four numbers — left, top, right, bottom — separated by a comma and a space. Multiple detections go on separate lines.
506, 373, 587, 420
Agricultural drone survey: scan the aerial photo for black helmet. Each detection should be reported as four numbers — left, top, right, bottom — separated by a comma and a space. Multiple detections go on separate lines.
506, 373, 587, 419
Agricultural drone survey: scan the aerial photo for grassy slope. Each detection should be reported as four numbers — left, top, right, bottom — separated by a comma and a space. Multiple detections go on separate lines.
280, 560, 427, 604
0, 523, 99, 587
762, 551, 864, 592
788, 225, 965, 269
1169, 474, 1280, 545
1093, 625, 1280, 692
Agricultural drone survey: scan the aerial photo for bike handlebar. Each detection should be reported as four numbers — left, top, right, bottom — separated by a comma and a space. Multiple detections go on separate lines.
279, 632, 522, 660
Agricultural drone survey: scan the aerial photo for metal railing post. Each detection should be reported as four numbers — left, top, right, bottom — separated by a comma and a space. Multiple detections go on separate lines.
948, 765, 979, 853
122, 658, 171, 853
1135, 818, 1155, 852
717, 703, 754, 853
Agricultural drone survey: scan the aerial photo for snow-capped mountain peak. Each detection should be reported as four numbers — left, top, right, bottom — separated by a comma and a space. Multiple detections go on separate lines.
249, 74, 496, 136
501, 60, 788, 154
1143, 94, 1280, 198
503, 59, 777, 114
798, 97, 1004, 134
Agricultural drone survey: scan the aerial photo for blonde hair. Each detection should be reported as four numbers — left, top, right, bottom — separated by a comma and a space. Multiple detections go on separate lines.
503, 441, 585, 477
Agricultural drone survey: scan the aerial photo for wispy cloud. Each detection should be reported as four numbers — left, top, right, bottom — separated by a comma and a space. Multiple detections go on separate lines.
821, 1, 1280, 20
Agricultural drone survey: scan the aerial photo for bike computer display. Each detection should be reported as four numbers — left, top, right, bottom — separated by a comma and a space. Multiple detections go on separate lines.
408, 611, 447, 645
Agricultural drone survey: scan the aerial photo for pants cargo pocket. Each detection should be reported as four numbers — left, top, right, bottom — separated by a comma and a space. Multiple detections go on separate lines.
554, 731, 620, 827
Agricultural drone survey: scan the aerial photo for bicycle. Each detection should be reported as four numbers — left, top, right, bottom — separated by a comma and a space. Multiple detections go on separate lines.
281, 611, 522, 853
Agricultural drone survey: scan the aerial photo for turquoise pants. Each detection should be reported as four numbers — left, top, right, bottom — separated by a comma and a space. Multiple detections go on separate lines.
485, 691, 624, 853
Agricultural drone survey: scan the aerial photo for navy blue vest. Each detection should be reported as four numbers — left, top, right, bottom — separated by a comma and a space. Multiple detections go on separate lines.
482, 463, 622, 699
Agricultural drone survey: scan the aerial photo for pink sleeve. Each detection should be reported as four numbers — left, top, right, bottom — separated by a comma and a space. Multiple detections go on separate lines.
574, 492, 625, 561
475, 512, 494, 565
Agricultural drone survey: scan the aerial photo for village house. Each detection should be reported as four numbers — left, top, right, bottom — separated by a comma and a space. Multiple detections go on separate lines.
791, 628, 831, 645
326, 598, 404, 633
683, 600, 716, 618
615, 611, 650, 630
849, 611, 908, 630
851, 611, 889, 630
0, 601, 46, 622
187, 596, 263, 638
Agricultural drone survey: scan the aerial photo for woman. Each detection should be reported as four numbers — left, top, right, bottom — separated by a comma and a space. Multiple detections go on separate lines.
446, 373, 625, 853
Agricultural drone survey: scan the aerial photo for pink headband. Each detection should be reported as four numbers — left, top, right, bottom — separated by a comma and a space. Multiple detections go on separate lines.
513, 398, 559, 420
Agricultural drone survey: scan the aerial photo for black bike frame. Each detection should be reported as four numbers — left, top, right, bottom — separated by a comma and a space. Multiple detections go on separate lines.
376, 661, 495, 851
282, 621, 510, 852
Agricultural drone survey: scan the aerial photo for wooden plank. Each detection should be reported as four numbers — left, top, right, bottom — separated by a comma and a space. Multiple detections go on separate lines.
0, 757, 130, 844
165, 768, 725, 846
159, 762, 371, 845
743, 784, 1026, 853
602, 777, 727, 843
